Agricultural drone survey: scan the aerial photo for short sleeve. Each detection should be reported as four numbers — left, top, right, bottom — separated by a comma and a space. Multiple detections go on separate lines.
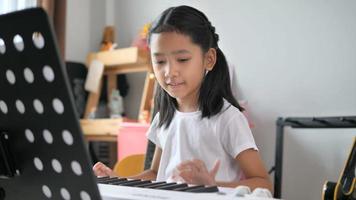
146, 113, 162, 148
220, 111, 258, 158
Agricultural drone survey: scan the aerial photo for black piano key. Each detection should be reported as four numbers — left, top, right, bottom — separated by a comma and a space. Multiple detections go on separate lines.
186, 185, 219, 193
120, 180, 151, 186
97, 177, 117, 183
136, 181, 167, 188
156, 183, 188, 190
97, 176, 111, 181
173, 185, 205, 191
147, 182, 176, 189
99, 177, 127, 184
111, 179, 141, 185
104, 178, 128, 184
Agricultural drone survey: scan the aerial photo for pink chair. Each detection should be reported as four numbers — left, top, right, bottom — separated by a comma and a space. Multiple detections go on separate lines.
117, 122, 150, 162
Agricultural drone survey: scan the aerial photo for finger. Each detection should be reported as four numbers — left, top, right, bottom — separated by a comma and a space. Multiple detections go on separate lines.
177, 164, 195, 173
93, 163, 105, 176
93, 162, 104, 171
168, 174, 185, 183
177, 160, 194, 170
94, 162, 110, 173
209, 160, 221, 177
94, 163, 115, 177
102, 166, 115, 177
94, 167, 106, 177
193, 159, 208, 173
178, 171, 194, 184
185, 160, 203, 172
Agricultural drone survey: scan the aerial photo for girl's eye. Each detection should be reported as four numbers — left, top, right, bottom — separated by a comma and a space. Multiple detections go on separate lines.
155, 60, 166, 65
178, 58, 190, 62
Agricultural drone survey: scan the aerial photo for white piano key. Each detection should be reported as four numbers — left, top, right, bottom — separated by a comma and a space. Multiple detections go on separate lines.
98, 184, 279, 200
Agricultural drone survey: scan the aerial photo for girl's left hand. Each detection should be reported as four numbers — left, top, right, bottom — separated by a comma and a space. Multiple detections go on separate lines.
170, 159, 220, 186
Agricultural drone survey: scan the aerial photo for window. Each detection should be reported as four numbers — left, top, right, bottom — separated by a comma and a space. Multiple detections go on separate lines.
0, 0, 37, 15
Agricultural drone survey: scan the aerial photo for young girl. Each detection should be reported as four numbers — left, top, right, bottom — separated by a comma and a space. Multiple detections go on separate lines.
93, 5, 272, 192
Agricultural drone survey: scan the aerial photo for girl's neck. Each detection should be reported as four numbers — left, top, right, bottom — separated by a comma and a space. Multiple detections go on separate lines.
176, 97, 199, 112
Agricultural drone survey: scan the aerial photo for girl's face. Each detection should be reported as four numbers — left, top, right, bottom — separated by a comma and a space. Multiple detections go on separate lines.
150, 32, 215, 108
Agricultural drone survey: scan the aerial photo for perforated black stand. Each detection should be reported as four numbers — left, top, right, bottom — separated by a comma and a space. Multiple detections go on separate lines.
0, 8, 101, 200
270, 116, 356, 198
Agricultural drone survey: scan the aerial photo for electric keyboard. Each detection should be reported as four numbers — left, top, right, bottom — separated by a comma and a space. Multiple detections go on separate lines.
97, 177, 279, 200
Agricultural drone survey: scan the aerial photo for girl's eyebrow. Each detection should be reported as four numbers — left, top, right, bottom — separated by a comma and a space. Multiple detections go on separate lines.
153, 50, 191, 57
171, 49, 191, 55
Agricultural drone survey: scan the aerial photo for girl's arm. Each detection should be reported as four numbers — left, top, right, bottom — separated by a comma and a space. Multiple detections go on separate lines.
216, 149, 273, 192
93, 147, 162, 181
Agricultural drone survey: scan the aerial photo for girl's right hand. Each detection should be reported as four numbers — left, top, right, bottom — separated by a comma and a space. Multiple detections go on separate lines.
93, 162, 117, 177
170, 159, 220, 186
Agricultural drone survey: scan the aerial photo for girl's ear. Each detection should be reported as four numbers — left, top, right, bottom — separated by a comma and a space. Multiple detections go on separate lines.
204, 48, 217, 71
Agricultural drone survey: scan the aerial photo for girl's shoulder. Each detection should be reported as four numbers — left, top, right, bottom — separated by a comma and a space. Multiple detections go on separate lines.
212, 99, 247, 126
148, 112, 161, 131
219, 99, 244, 118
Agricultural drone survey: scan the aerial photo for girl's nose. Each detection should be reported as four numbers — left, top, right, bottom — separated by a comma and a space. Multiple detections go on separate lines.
164, 62, 179, 77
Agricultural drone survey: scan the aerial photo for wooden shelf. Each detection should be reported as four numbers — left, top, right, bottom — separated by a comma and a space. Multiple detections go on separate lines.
80, 118, 122, 142
81, 47, 155, 139
86, 47, 151, 68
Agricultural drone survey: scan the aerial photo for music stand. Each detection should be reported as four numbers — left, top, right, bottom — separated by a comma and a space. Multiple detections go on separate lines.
0, 8, 101, 200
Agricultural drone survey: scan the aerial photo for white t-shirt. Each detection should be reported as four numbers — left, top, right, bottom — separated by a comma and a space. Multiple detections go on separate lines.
146, 99, 258, 182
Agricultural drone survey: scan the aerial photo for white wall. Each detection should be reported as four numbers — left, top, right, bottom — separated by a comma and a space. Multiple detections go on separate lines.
66, 0, 106, 62
66, 1, 356, 199
66, 0, 90, 62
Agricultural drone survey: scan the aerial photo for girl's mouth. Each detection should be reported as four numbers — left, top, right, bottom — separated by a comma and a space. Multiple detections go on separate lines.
167, 82, 185, 89
168, 82, 184, 86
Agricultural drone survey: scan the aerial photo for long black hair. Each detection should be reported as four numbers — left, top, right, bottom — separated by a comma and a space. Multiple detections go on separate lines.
148, 5, 243, 128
